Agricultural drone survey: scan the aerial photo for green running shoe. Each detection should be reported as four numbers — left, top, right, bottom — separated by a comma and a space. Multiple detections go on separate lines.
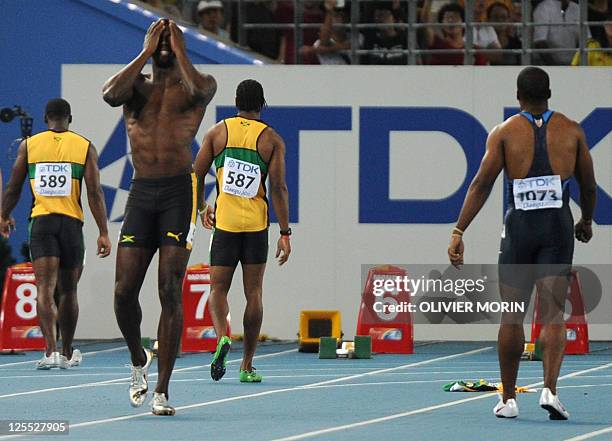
210, 336, 231, 381
239, 367, 263, 383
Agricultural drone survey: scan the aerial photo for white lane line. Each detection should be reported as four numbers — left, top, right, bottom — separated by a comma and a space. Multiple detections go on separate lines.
1, 373, 564, 386
303, 347, 492, 388
254, 361, 610, 366
564, 426, 612, 441
0, 348, 297, 400
0, 367, 596, 379
64, 373, 612, 391
2, 354, 608, 395
0, 346, 126, 368
0, 373, 135, 380
0, 346, 492, 439
267, 361, 612, 441
293, 379, 612, 392
558, 383, 612, 389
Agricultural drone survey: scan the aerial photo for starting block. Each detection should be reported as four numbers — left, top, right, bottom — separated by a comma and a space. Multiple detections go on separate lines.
141, 337, 159, 358
141, 337, 153, 350
521, 341, 542, 361
318, 336, 372, 359
336, 341, 354, 358
319, 337, 338, 359
354, 335, 372, 359
141, 337, 182, 358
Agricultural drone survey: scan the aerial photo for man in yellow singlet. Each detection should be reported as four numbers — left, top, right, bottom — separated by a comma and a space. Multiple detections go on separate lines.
0, 98, 111, 370
194, 79, 291, 383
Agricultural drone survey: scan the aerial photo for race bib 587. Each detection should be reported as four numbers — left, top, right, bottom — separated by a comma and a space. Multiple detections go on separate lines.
513, 174, 562, 210
222, 157, 261, 199
34, 163, 72, 197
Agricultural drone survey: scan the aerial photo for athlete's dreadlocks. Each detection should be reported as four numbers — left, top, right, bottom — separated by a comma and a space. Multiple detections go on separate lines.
236, 79, 266, 113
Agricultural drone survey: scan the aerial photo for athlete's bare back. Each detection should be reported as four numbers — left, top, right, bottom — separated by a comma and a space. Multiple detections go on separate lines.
496, 111, 585, 181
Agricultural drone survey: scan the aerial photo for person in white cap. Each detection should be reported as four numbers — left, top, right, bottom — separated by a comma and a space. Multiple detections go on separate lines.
197, 0, 229, 40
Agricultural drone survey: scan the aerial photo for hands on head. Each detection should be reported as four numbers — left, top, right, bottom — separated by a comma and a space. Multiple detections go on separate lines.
143, 19, 165, 56
167, 20, 186, 55
143, 19, 186, 58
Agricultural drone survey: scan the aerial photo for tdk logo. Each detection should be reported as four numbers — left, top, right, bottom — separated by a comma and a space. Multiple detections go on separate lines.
39, 164, 70, 173
220, 105, 612, 226
234, 163, 259, 173
517, 177, 556, 189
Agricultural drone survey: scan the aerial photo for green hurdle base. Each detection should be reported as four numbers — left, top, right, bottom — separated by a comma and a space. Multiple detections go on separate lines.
319, 337, 338, 359
354, 336, 372, 359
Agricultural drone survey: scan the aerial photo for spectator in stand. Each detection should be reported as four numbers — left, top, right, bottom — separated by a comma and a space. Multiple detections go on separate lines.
488, 2, 522, 65
361, 1, 409, 65
362, 0, 407, 24
276, 1, 323, 64
197, 0, 230, 40
301, 0, 362, 64
588, 0, 609, 48
243, 1, 281, 60
571, 11, 612, 65
422, 1, 487, 65
533, 0, 589, 65
458, 0, 503, 63
457, 0, 514, 21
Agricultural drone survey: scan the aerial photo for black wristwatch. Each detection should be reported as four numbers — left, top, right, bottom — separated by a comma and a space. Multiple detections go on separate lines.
280, 227, 292, 237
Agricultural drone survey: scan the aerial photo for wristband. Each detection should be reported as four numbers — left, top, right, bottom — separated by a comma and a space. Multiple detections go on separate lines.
280, 227, 292, 237
452, 227, 464, 236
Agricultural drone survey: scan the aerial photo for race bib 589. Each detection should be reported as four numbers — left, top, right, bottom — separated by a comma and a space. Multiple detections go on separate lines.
513, 174, 563, 210
222, 157, 261, 199
34, 163, 72, 197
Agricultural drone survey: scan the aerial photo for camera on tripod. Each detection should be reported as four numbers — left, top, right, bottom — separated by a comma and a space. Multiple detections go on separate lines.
0, 106, 33, 138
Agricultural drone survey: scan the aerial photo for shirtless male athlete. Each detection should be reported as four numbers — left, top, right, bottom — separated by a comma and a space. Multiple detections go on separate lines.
103, 19, 216, 415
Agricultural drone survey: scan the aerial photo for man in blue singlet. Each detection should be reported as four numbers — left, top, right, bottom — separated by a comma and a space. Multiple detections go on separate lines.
448, 67, 597, 420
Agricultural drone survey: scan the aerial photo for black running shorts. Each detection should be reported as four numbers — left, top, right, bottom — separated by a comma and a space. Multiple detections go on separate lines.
119, 174, 197, 250
498, 206, 574, 289
29, 214, 85, 268
210, 228, 268, 267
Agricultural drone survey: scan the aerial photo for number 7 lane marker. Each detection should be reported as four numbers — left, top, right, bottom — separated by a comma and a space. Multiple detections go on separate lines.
268, 360, 612, 441
0, 347, 492, 439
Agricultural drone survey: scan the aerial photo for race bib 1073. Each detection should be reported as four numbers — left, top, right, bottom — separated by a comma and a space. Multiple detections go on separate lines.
222, 157, 261, 198
513, 174, 562, 210
34, 163, 72, 197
